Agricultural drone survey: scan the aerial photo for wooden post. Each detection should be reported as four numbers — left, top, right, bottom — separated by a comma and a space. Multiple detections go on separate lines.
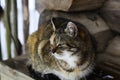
22, 0, 29, 54
4, 0, 12, 59
0, 5, 3, 60
10, 0, 22, 56
22, 0, 29, 43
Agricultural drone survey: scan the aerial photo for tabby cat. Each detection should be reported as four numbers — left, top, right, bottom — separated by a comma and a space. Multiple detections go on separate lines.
27, 17, 95, 80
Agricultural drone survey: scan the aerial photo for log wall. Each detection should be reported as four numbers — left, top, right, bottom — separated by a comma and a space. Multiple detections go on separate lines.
100, 0, 120, 33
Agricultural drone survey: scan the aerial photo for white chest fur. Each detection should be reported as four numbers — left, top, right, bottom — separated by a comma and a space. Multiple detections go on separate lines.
51, 50, 93, 80
53, 50, 78, 68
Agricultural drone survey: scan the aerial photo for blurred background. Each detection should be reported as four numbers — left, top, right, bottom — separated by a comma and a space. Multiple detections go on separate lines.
0, 0, 39, 60
0, 0, 120, 79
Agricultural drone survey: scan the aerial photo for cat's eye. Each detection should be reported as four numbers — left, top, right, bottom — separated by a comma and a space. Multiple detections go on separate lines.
58, 44, 62, 48
70, 48, 77, 51
66, 43, 74, 48
58, 43, 68, 48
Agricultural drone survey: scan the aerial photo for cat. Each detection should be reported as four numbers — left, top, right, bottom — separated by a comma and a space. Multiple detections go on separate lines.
27, 17, 95, 80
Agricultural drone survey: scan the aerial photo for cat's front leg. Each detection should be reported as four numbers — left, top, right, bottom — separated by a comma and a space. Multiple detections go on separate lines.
42, 68, 54, 75
61, 78, 68, 80
40, 72, 50, 79
61, 78, 76, 80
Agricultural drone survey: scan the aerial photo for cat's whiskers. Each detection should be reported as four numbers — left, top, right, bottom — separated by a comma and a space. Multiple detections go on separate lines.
53, 50, 79, 69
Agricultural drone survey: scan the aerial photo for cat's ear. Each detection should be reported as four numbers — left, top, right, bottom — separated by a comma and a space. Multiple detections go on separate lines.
65, 22, 78, 37
51, 18, 56, 31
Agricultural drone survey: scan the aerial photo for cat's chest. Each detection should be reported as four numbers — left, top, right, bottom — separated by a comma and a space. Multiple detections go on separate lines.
53, 50, 79, 68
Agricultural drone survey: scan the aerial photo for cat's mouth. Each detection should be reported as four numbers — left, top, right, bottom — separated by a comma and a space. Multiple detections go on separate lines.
51, 50, 79, 69
49, 51, 76, 72
57, 60, 75, 72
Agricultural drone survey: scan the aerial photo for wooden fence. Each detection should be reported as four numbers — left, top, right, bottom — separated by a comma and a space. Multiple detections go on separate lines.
0, 0, 39, 60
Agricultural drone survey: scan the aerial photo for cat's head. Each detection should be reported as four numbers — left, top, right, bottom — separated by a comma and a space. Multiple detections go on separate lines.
49, 18, 89, 67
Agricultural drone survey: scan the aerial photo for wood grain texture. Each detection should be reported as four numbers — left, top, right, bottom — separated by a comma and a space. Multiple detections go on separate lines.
97, 36, 120, 76
0, 61, 33, 80
106, 36, 120, 56
100, 0, 120, 33
36, 0, 106, 12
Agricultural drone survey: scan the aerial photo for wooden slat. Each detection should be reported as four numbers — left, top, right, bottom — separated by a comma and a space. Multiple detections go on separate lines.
97, 36, 120, 76
106, 36, 120, 56
0, 62, 34, 80
100, 0, 120, 33
36, 0, 106, 12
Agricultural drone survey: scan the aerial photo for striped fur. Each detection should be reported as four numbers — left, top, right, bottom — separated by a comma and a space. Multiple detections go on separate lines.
27, 17, 95, 80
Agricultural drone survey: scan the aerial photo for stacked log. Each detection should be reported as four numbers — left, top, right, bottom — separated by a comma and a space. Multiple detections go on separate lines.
36, 0, 106, 12
97, 36, 120, 75
100, 0, 120, 33
97, 0, 120, 72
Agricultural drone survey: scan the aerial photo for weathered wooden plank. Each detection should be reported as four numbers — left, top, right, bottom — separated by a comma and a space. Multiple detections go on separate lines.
2, 54, 29, 75
100, 0, 120, 33
98, 53, 120, 67
98, 62, 120, 79
39, 10, 115, 52
36, 0, 106, 12
97, 36, 120, 76
0, 62, 34, 80
106, 36, 120, 56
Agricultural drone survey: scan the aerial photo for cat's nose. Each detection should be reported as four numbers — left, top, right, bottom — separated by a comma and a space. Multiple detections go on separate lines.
51, 48, 57, 53
50, 46, 57, 53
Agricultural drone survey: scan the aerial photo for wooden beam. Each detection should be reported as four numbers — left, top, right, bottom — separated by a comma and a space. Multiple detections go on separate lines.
36, 0, 106, 12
